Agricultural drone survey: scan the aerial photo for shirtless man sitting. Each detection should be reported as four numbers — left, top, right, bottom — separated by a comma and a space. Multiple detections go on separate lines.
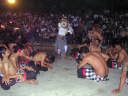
89, 39, 101, 52
0, 47, 17, 90
32, 52, 55, 71
0, 45, 38, 90
12, 43, 55, 71
10, 46, 38, 84
88, 26, 103, 43
77, 50, 109, 82
112, 43, 128, 94
20, 49, 55, 73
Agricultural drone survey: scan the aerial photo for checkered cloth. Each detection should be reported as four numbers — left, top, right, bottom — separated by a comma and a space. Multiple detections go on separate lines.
85, 67, 109, 82
78, 67, 109, 82
85, 67, 97, 80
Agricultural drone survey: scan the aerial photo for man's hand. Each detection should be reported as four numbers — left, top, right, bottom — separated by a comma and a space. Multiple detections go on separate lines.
2, 76, 11, 85
28, 67, 35, 72
112, 88, 121, 95
24, 66, 35, 72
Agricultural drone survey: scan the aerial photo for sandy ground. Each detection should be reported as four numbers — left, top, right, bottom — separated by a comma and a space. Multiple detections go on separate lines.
0, 57, 128, 96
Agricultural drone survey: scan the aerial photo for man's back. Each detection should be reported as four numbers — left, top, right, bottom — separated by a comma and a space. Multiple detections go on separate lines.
33, 52, 46, 62
83, 52, 108, 76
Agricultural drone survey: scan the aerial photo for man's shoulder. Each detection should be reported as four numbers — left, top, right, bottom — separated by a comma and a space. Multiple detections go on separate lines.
9, 55, 15, 59
84, 53, 94, 59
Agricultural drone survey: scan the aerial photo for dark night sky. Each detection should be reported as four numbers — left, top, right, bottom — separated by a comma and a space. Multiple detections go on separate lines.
0, 0, 128, 11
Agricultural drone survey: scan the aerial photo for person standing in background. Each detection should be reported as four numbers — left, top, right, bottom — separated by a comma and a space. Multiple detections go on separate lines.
55, 16, 73, 58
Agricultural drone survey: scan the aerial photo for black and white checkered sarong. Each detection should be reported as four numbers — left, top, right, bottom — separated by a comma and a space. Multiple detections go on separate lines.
78, 67, 109, 82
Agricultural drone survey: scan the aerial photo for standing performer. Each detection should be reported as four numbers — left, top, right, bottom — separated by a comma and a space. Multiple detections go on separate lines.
55, 16, 73, 58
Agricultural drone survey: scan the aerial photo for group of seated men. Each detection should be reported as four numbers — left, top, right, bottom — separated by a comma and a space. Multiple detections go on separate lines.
0, 42, 55, 90
70, 27, 128, 95
0, 28, 128, 95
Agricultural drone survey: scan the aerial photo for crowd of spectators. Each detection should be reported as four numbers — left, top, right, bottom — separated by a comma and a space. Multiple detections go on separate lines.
0, 10, 128, 46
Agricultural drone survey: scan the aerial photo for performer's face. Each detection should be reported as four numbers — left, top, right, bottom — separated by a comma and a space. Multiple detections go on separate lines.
61, 21, 68, 28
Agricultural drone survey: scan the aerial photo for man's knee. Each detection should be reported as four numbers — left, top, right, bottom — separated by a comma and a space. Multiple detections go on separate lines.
1, 83, 11, 90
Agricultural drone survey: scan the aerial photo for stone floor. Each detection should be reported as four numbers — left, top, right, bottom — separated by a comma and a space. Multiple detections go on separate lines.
0, 57, 128, 96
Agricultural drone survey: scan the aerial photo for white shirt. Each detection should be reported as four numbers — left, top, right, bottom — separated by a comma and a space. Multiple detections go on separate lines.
58, 23, 73, 36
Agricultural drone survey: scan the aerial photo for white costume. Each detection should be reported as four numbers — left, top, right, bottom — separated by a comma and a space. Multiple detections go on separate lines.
55, 18, 73, 56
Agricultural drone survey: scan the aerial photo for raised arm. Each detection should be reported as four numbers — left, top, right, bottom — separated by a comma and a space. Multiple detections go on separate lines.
2, 62, 10, 84
117, 52, 125, 64
112, 65, 127, 94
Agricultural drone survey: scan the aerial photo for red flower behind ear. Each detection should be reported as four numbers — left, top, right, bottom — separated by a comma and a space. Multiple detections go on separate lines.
18, 49, 21, 53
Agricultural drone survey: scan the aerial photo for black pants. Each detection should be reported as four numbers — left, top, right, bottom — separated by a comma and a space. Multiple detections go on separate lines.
26, 71, 37, 80
28, 61, 48, 74
36, 64, 48, 72
0, 76, 16, 90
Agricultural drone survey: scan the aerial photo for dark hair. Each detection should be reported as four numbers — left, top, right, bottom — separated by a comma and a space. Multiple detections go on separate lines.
70, 48, 79, 56
0, 47, 6, 59
114, 42, 124, 48
45, 54, 55, 64
13, 44, 24, 53
79, 46, 89, 54
95, 39, 101, 43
